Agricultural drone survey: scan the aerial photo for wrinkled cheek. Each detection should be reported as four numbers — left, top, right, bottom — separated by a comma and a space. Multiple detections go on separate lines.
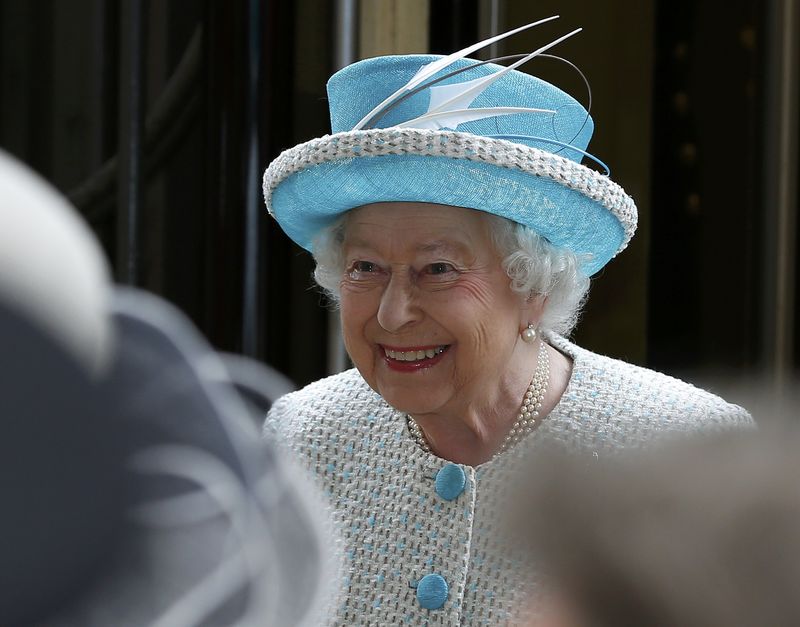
452, 275, 504, 308
463, 320, 516, 381
470, 317, 502, 352
339, 292, 367, 331
339, 296, 378, 376
339, 315, 363, 362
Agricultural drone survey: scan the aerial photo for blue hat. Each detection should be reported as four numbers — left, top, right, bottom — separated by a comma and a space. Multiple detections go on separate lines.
263, 24, 637, 275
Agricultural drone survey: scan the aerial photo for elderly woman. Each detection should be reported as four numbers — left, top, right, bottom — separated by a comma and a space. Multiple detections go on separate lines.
262, 21, 751, 625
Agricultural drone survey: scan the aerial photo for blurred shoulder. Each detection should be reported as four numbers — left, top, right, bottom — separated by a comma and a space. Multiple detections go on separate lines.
547, 334, 753, 443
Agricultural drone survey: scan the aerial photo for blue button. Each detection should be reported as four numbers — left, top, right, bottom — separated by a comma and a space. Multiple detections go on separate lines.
416, 573, 448, 609
435, 463, 466, 501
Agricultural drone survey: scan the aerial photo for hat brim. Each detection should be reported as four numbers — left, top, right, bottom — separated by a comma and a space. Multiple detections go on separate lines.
264, 129, 637, 276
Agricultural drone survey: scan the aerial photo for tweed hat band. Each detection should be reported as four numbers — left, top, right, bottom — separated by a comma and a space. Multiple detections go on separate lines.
263, 127, 636, 255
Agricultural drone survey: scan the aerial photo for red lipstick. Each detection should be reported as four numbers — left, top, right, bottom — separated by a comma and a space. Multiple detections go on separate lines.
381, 344, 450, 372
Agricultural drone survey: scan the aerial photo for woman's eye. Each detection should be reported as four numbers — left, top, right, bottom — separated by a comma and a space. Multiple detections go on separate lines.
347, 260, 382, 279
354, 261, 376, 273
427, 262, 456, 275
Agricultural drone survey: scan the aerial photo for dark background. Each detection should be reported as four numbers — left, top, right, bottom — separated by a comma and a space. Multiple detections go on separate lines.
1, 0, 797, 399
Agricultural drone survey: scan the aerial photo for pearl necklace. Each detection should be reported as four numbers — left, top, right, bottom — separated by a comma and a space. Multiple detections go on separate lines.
407, 342, 551, 456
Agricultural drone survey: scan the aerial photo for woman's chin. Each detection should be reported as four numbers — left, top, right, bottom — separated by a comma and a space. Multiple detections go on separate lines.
353, 347, 455, 414
377, 385, 448, 417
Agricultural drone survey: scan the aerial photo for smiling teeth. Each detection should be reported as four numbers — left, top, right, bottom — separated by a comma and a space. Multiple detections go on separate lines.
385, 347, 446, 361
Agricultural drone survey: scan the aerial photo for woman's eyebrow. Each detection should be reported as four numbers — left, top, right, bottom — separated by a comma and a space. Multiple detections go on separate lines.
344, 236, 472, 256
342, 236, 378, 252
415, 239, 471, 255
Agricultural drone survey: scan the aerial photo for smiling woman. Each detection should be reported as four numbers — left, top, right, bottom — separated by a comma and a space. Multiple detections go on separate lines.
319, 202, 573, 463
261, 22, 752, 625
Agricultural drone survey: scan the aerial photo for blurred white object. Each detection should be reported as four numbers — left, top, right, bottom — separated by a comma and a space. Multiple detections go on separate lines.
0, 149, 112, 374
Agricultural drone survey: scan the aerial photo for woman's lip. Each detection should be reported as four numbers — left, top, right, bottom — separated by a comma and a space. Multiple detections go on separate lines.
381, 345, 451, 372
380, 343, 445, 352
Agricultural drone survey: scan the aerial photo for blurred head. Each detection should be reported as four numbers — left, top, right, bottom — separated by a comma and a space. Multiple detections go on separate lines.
0, 149, 334, 626
0, 149, 120, 625
510, 429, 800, 627
312, 201, 589, 414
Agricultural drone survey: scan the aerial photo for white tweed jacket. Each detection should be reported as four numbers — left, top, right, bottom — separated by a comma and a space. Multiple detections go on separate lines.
265, 335, 752, 625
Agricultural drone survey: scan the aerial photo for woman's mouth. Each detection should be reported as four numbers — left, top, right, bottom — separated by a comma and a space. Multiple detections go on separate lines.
381, 344, 450, 371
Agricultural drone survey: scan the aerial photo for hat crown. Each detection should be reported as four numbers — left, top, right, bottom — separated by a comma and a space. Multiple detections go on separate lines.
326, 54, 594, 163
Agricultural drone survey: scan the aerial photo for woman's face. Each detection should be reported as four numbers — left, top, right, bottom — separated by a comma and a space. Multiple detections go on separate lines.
339, 202, 538, 417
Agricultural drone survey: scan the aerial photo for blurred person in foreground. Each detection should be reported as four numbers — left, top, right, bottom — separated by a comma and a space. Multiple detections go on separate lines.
261, 18, 753, 624
0, 148, 333, 627
511, 428, 800, 627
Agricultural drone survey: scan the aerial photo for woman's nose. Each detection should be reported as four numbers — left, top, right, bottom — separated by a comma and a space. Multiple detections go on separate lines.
376, 274, 420, 332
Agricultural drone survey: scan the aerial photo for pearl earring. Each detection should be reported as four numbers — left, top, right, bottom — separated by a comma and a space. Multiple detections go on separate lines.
521, 323, 537, 343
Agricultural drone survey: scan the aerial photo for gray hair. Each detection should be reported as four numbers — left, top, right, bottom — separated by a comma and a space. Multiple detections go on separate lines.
312, 212, 591, 336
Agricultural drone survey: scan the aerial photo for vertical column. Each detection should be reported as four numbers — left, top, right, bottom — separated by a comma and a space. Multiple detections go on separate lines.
478, 0, 504, 58
117, 0, 146, 285
762, 0, 799, 389
242, 0, 264, 357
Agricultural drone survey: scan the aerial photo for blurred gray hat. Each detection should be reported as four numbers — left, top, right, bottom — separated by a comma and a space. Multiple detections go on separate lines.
0, 149, 336, 626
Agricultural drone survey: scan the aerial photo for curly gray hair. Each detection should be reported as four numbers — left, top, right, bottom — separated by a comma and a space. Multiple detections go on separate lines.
311, 211, 591, 336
